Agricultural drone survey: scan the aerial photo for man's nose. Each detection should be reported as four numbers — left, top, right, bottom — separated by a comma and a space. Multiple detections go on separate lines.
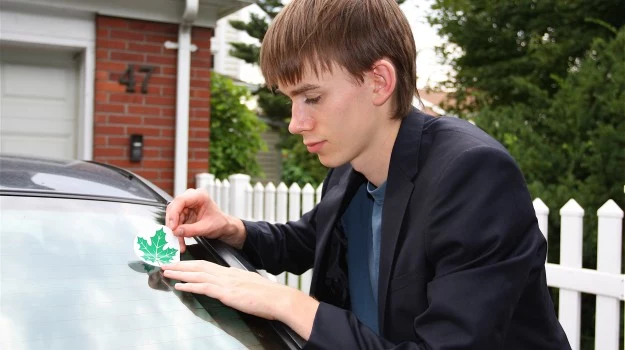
288, 105, 314, 134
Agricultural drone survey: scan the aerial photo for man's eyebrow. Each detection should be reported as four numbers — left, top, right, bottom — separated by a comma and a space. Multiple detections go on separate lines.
278, 84, 320, 97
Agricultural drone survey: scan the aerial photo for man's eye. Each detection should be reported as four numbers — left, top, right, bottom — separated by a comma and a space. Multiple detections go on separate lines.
305, 96, 321, 104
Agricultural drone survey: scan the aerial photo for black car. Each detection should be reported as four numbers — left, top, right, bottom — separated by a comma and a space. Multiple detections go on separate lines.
0, 154, 304, 350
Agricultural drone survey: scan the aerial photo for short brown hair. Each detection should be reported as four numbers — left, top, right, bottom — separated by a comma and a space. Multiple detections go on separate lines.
260, 0, 417, 119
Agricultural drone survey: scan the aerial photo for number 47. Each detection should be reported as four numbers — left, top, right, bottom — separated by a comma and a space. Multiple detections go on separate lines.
118, 64, 154, 94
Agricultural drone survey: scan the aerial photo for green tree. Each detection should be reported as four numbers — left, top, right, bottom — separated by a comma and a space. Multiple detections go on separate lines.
210, 72, 267, 179
229, 0, 405, 186
430, 1, 625, 347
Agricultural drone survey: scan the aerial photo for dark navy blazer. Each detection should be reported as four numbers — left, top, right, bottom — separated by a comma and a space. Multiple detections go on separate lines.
242, 109, 571, 349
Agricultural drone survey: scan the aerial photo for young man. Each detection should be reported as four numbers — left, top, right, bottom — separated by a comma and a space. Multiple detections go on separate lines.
163, 0, 571, 348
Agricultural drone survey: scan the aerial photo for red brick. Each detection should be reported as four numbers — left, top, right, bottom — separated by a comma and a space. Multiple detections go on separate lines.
143, 116, 175, 126
191, 109, 209, 118
161, 87, 176, 97
190, 119, 209, 128
193, 150, 209, 159
161, 129, 175, 137
109, 115, 142, 124
128, 105, 160, 115
110, 30, 144, 41
188, 160, 209, 169
127, 126, 161, 136
96, 147, 126, 157
146, 55, 176, 66
96, 103, 126, 114
96, 49, 109, 60
189, 141, 208, 148
106, 159, 136, 169
97, 16, 129, 29
145, 137, 174, 147
190, 99, 208, 108
145, 34, 176, 44
98, 61, 128, 72
96, 81, 126, 93
97, 39, 126, 50
191, 130, 210, 138
142, 159, 174, 168
161, 67, 177, 76
192, 69, 211, 79
141, 149, 160, 158
160, 107, 175, 117
95, 92, 108, 103
128, 42, 163, 54
97, 28, 110, 38
95, 125, 125, 134
191, 89, 210, 99
110, 51, 145, 63
94, 136, 107, 146
145, 96, 175, 106
109, 94, 145, 104
108, 136, 129, 146
128, 21, 177, 34
190, 80, 209, 89
95, 114, 107, 123
148, 76, 176, 86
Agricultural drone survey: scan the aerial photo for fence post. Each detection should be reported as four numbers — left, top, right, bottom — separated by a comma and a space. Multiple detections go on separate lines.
595, 200, 623, 350
275, 182, 289, 286
302, 184, 315, 214
228, 174, 250, 219
213, 179, 221, 207
559, 199, 584, 350
264, 182, 276, 223
316, 183, 323, 204
289, 183, 302, 222
533, 198, 549, 243
245, 182, 253, 220
253, 182, 264, 221
195, 173, 215, 198
221, 179, 230, 215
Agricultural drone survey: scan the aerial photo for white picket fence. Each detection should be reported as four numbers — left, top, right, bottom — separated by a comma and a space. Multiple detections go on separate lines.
196, 173, 624, 350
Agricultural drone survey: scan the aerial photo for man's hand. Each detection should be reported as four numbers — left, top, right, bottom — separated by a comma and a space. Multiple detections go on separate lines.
165, 188, 246, 251
161, 260, 319, 340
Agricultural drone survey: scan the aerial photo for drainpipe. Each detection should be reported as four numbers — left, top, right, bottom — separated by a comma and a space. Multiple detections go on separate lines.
172, 0, 198, 195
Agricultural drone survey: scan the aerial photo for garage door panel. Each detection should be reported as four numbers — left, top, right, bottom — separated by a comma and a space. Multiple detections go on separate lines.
1, 118, 74, 135
2, 100, 75, 120
0, 47, 78, 159
0, 135, 74, 159
2, 63, 70, 100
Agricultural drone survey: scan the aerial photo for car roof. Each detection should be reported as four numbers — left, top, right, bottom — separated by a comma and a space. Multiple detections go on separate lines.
0, 154, 169, 205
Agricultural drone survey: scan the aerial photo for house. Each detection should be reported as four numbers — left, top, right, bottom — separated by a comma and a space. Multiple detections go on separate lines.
0, 0, 252, 195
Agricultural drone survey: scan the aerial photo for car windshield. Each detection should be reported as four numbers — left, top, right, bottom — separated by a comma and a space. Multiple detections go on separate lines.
0, 196, 292, 350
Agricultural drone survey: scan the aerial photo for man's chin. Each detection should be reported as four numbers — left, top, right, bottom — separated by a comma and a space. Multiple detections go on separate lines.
317, 154, 347, 169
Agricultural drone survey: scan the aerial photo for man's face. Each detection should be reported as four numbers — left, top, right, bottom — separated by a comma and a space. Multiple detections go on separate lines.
278, 66, 383, 169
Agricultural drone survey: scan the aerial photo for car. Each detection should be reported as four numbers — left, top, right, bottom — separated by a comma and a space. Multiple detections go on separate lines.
0, 154, 304, 350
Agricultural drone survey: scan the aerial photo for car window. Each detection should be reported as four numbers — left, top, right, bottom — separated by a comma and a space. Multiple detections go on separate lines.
0, 196, 294, 350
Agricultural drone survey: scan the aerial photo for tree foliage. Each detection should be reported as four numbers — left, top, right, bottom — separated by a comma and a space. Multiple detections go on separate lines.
430, 1, 625, 348
209, 72, 266, 179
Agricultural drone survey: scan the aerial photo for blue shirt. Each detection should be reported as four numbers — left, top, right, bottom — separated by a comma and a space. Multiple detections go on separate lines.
341, 181, 387, 334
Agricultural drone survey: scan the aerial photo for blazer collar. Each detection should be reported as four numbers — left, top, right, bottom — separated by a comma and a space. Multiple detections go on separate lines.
378, 108, 426, 333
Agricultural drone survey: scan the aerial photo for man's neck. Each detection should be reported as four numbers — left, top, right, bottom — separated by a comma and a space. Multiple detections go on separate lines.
351, 118, 402, 187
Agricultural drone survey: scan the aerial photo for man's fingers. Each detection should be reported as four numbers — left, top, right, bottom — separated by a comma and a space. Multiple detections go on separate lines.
166, 189, 208, 229
174, 282, 223, 297
163, 270, 215, 284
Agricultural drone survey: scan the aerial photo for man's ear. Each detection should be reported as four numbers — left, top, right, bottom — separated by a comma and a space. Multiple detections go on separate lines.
370, 59, 396, 106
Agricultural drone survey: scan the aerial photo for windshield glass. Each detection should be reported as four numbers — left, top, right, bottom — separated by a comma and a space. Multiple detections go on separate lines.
0, 196, 291, 349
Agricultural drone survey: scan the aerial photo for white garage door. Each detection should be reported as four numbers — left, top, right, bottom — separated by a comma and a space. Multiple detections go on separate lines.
0, 46, 79, 159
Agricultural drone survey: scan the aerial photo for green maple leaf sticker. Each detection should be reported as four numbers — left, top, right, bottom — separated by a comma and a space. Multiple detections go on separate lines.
137, 227, 178, 266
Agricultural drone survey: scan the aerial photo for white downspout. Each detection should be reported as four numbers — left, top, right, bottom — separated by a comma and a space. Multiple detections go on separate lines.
173, 0, 198, 195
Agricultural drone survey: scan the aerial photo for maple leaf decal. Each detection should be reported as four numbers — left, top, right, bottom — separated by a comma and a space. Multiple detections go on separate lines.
137, 227, 178, 266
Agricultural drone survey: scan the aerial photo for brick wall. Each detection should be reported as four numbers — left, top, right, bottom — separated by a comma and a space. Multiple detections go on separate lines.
94, 15, 212, 195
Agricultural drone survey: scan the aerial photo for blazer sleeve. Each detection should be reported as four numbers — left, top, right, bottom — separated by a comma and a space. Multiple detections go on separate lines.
305, 145, 547, 349
240, 208, 317, 275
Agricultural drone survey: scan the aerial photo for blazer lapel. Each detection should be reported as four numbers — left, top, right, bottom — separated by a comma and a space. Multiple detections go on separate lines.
310, 167, 365, 297
378, 109, 426, 334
